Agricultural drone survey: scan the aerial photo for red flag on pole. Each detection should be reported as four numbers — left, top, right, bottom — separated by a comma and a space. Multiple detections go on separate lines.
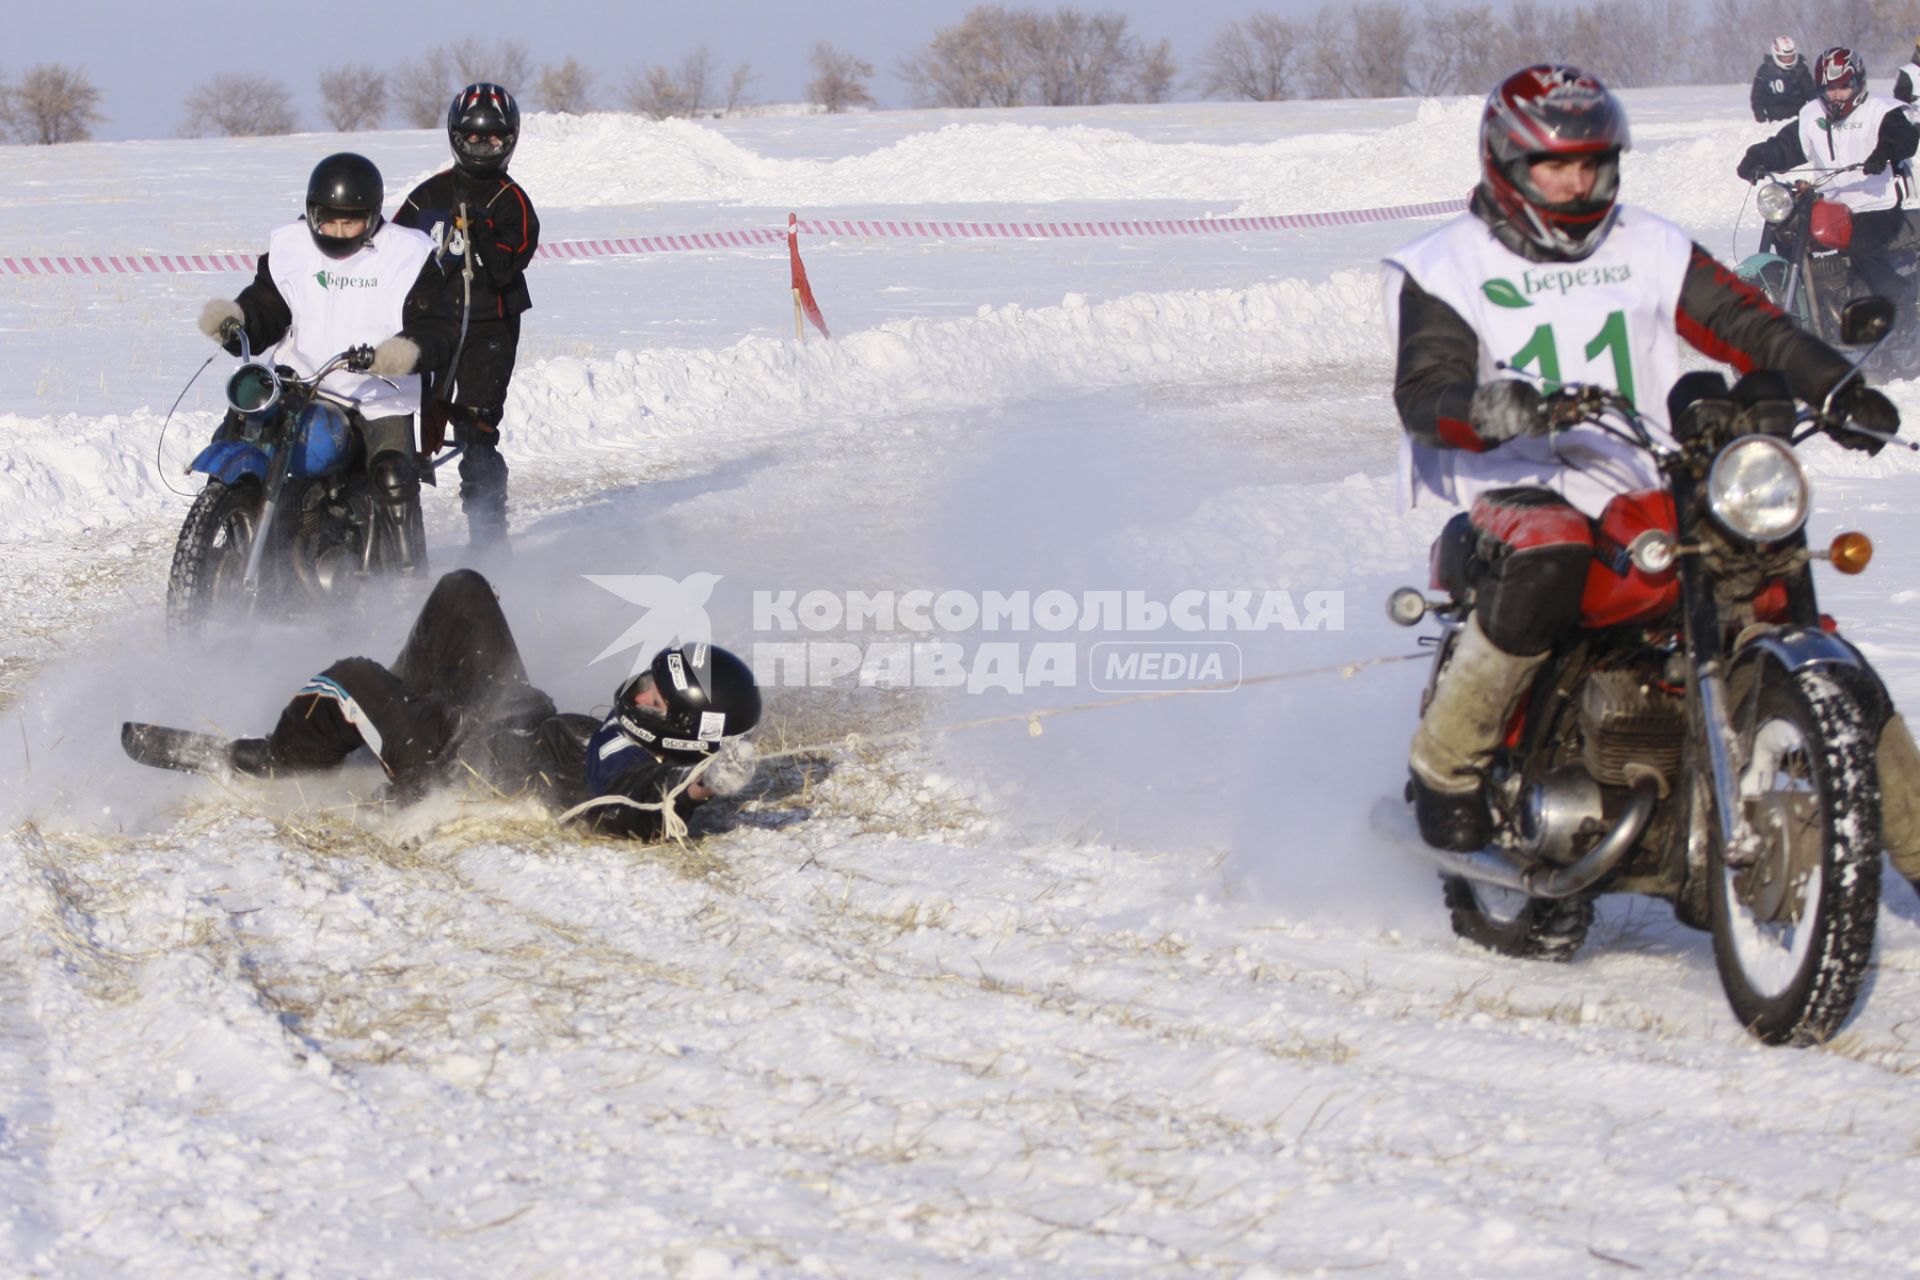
788, 212, 830, 341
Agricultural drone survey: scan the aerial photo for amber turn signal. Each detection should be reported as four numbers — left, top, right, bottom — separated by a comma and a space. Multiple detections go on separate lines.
1828, 531, 1874, 575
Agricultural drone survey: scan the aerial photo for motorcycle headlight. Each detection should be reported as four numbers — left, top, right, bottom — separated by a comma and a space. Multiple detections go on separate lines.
1706, 435, 1808, 542
225, 362, 281, 416
1756, 181, 1796, 225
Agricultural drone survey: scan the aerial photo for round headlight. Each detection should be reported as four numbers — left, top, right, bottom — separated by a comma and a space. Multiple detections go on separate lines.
1707, 435, 1808, 542
1756, 182, 1796, 225
225, 362, 281, 415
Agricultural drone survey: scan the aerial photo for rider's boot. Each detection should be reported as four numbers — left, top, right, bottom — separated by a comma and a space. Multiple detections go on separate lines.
1878, 714, 1920, 894
371, 451, 425, 576
457, 424, 511, 555
1409, 613, 1548, 852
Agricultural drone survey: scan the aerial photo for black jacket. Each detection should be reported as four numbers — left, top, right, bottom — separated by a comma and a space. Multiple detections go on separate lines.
394, 168, 541, 321
1392, 193, 1857, 450
1752, 60, 1816, 122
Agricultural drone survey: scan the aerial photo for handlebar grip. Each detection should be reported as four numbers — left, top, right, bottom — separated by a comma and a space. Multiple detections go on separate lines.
219, 317, 243, 342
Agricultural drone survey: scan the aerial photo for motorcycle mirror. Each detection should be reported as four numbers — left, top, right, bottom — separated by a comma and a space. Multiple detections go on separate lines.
1840, 296, 1895, 346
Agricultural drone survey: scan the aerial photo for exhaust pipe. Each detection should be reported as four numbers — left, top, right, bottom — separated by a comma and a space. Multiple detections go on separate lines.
1413, 775, 1660, 899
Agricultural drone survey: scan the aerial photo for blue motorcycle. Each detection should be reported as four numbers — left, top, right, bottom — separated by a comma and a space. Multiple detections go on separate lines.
166, 331, 428, 637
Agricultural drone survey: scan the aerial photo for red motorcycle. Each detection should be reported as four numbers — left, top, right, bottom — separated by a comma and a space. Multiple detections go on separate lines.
1390, 308, 1896, 1044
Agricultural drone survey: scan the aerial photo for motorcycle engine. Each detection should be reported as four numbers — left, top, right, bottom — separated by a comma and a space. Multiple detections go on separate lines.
1578, 669, 1685, 788
1518, 671, 1683, 866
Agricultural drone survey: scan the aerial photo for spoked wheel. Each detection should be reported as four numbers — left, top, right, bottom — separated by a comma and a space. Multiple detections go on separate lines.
165, 479, 264, 641
1710, 669, 1880, 1045
1443, 875, 1594, 963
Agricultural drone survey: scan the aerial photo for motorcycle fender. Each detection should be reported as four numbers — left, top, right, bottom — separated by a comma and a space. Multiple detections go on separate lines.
1734, 250, 1788, 282
187, 440, 270, 486
1733, 626, 1869, 676
1729, 626, 1890, 718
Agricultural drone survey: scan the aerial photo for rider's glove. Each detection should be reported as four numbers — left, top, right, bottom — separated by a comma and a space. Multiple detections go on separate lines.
1865, 148, 1891, 176
343, 344, 376, 372
370, 335, 421, 378
1831, 380, 1899, 456
700, 738, 758, 798
1467, 379, 1547, 446
198, 298, 243, 348
1736, 152, 1769, 183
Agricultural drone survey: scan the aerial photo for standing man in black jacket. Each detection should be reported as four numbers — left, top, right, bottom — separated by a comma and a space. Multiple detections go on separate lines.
395, 83, 542, 553
1751, 36, 1815, 122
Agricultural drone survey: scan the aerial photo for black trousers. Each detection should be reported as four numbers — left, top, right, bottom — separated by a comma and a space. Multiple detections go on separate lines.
446, 318, 517, 528
266, 569, 555, 787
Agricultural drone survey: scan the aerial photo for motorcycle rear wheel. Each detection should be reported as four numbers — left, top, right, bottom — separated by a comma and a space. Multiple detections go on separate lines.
165, 478, 263, 640
1442, 875, 1593, 963
1709, 668, 1880, 1045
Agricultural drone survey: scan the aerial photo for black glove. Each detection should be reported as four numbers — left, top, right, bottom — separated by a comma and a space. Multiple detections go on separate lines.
1865, 148, 1890, 176
1831, 381, 1899, 456
1737, 153, 1769, 183
1468, 379, 1546, 446
344, 344, 375, 372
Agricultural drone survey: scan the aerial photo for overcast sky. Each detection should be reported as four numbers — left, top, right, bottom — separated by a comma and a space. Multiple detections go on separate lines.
19, 0, 1317, 141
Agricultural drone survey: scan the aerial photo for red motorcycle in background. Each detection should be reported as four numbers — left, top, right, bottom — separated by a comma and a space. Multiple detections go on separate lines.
1390, 303, 1897, 1044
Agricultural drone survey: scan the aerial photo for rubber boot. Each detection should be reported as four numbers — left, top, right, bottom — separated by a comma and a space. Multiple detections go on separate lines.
228, 737, 278, 779
1408, 613, 1549, 852
458, 426, 510, 553
1879, 714, 1920, 891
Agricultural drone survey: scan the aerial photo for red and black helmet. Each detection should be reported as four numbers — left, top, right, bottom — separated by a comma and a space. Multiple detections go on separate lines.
448, 82, 520, 177
1478, 65, 1631, 262
1814, 47, 1866, 121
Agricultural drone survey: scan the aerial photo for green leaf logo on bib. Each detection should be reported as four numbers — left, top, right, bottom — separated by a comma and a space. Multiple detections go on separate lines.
1481, 278, 1531, 309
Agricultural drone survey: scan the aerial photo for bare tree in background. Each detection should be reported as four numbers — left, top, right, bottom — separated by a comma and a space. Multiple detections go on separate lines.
723, 61, 758, 112
1198, 15, 1299, 100
319, 65, 387, 131
1134, 38, 1176, 102
391, 39, 534, 128
807, 44, 877, 112
1026, 9, 1132, 105
536, 58, 595, 113
901, 6, 1172, 108
180, 74, 298, 137
625, 46, 753, 118
0, 63, 104, 144
1567, 0, 1694, 86
900, 6, 1037, 107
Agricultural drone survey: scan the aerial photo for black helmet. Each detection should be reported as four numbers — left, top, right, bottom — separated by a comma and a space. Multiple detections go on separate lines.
613, 643, 762, 765
305, 152, 384, 261
448, 82, 520, 177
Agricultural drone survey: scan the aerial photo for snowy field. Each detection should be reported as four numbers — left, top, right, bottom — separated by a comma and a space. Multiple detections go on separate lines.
4, 85, 1920, 1276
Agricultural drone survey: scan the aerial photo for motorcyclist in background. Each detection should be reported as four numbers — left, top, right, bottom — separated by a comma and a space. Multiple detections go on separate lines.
1383, 64, 1920, 894
1752, 36, 1815, 123
1737, 48, 1920, 315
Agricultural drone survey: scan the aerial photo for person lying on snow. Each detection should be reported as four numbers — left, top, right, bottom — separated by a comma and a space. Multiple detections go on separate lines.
123, 570, 761, 840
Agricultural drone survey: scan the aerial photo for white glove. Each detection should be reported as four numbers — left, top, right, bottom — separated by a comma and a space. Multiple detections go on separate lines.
370, 335, 420, 378
701, 738, 758, 798
198, 298, 243, 344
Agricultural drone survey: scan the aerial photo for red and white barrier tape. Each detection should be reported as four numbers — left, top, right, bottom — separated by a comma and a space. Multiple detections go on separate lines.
0, 198, 1466, 276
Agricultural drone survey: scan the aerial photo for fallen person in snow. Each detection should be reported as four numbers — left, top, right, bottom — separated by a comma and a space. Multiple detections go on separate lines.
123, 569, 761, 840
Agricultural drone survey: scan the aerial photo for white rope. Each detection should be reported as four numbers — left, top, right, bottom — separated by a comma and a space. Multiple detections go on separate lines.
551, 651, 1423, 842
752, 650, 1428, 764
556, 752, 716, 844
